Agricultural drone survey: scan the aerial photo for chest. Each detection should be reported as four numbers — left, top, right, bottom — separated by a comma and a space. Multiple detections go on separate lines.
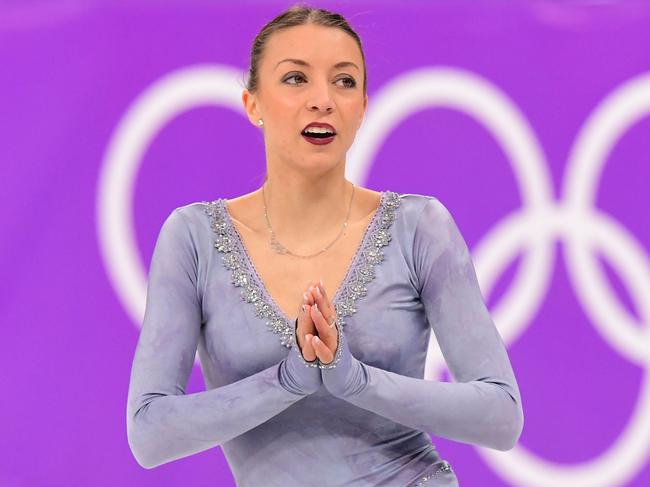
231, 214, 375, 322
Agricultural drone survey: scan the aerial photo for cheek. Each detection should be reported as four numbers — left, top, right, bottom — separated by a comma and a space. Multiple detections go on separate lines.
274, 93, 301, 111
270, 103, 300, 132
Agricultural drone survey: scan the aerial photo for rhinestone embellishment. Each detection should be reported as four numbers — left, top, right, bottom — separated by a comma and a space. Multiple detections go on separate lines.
408, 461, 453, 486
203, 190, 402, 349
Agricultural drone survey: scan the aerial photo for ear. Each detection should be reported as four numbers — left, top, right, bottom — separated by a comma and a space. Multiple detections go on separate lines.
242, 89, 261, 127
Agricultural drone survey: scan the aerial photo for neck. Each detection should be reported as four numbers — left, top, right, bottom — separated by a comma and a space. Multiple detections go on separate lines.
261, 172, 354, 241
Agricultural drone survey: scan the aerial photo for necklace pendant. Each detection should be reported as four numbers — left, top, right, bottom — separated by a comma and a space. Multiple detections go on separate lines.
270, 235, 288, 254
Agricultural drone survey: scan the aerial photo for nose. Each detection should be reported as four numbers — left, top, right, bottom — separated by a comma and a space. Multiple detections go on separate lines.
306, 80, 335, 113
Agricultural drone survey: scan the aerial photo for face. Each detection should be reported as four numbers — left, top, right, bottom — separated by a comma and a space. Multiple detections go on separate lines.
242, 23, 368, 173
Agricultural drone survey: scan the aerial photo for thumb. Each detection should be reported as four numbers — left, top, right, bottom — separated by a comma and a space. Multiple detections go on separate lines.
302, 334, 317, 362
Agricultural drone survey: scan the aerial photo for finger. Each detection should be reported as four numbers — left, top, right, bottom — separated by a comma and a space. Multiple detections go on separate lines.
317, 278, 331, 302
315, 279, 334, 316
302, 289, 315, 315
310, 302, 338, 353
312, 281, 334, 316
300, 303, 316, 334
305, 280, 317, 300
305, 278, 320, 306
310, 301, 337, 336
297, 301, 316, 348
302, 333, 317, 362
309, 302, 330, 335
313, 335, 334, 364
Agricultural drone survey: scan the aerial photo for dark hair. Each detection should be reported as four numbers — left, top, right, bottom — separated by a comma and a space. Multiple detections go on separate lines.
245, 3, 367, 96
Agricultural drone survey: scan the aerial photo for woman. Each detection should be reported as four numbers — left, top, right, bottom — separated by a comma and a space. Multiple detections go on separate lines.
126, 5, 524, 486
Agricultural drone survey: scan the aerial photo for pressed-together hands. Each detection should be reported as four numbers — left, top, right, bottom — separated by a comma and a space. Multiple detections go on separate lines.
279, 279, 337, 395
281, 278, 367, 397
280, 279, 367, 399
296, 279, 339, 365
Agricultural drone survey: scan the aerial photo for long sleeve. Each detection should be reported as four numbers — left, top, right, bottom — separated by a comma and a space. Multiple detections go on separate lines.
320, 198, 524, 451
126, 208, 321, 469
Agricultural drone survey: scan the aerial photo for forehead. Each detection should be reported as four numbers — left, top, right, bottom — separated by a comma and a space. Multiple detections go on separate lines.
263, 24, 362, 68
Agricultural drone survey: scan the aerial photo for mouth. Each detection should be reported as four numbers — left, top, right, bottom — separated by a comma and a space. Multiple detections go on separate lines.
301, 131, 336, 145
301, 122, 337, 145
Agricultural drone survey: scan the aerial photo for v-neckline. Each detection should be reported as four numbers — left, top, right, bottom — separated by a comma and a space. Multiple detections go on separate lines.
220, 191, 387, 325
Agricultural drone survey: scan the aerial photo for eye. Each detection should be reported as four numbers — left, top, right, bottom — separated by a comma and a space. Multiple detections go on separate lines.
336, 77, 357, 89
283, 73, 306, 85
283, 73, 357, 89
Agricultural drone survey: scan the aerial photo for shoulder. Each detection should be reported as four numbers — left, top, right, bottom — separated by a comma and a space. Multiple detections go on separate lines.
159, 199, 223, 243
152, 199, 231, 262
391, 192, 449, 231
408, 193, 468, 265
173, 197, 228, 221
395, 192, 438, 209
395, 192, 461, 259
396, 191, 445, 210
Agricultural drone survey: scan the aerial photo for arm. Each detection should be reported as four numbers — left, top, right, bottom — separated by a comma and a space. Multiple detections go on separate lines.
320, 198, 524, 451
126, 209, 321, 469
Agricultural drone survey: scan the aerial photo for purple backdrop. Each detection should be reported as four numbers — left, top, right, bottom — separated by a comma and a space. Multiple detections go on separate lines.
2, 1, 650, 486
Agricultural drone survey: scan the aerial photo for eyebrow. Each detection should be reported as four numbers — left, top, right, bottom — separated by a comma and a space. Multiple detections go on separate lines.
274, 58, 360, 72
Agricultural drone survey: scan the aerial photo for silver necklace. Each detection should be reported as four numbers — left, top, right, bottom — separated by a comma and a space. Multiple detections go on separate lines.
262, 182, 355, 259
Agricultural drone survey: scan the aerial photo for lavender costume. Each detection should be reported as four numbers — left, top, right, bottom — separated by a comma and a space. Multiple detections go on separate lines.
126, 191, 524, 486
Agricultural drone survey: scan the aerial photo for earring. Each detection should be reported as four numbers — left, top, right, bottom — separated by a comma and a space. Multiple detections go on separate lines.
257, 119, 264, 126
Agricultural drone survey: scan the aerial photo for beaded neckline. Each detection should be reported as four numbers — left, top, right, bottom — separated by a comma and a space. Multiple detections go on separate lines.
203, 190, 402, 348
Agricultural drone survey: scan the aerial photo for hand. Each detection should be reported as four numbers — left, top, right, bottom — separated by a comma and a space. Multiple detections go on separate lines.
296, 279, 318, 362
279, 279, 323, 396
306, 280, 367, 399
304, 279, 339, 365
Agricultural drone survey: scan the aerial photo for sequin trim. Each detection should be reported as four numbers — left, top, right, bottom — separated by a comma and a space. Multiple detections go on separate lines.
408, 461, 454, 486
203, 190, 402, 350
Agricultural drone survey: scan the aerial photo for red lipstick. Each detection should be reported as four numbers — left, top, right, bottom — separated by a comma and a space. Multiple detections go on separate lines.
301, 122, 336, 145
